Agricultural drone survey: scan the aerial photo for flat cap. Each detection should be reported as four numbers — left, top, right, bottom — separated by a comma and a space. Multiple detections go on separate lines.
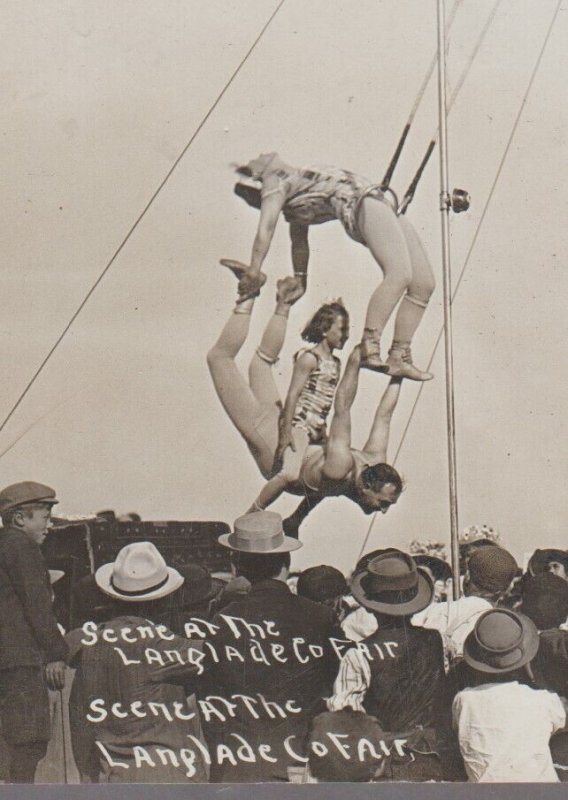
0, 481, 58, 513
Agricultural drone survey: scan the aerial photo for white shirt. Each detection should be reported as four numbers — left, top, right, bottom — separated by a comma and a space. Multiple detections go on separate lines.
453, 682, 566, 782
412, 596, 492, 661
341, 605, 377, 641
327, 647, 371, 712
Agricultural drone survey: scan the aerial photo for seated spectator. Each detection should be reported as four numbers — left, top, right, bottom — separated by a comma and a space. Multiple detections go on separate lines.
67, 541, 209, 783
453, 608, 566, 782
328, 550, 446, 781
297, 565, 348, 623
198, 511, 346, 783
413, 546, 518, 663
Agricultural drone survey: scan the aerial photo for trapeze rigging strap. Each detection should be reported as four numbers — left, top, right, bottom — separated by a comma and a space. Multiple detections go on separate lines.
358, 0, 563, 562
380, 0, 463, 192
397, 0, 502, 214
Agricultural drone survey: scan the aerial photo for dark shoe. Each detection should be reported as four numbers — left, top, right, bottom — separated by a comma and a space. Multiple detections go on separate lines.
386, 346, 433, 381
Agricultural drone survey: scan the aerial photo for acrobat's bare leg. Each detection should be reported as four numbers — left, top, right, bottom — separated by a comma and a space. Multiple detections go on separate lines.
386, 216, 435, 381
356, 198, 412, 372
207, 293, 278, 475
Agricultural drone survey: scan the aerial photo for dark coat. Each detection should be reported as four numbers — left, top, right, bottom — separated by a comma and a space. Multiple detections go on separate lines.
0, 527, 68, 668
200, 578, 347, 782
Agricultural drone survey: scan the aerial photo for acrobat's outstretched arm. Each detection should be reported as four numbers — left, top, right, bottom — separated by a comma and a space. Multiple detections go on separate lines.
321, 346, 361, 480
249, 187, 286, 272
362, 377, 403, 463
289, 223, 309, 289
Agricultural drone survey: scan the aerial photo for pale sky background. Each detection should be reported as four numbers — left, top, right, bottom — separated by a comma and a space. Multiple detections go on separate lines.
1, 0, 567, 573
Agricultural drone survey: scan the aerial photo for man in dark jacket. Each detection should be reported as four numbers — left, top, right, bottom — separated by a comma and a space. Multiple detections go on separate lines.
198, 511, 347, 782
328, 550, 447, 781
0, 481, 69, 782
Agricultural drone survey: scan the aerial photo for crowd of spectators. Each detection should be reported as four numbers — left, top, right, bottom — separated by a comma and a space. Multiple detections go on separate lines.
0, 481, 567, 784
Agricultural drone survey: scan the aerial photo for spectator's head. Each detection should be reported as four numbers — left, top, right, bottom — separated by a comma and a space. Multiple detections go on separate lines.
412, 554, 452, 583
301, 301, 349, 349
297, 565, 348, 618
298, 565, 347, 603
94, 541, 184, 618
219, 511, 300, 584
520, 573, 568, 631
459, 525, 501, 575
172, 564, 219, 612
527, 549, 568, 581
0, 481, 59, 545
350, 549, 433, 622
230, 551, 291, 584
412, 554, 453, 603
463, 608, 539, 677
353, 464, 403, 516
464, 546, 517, 600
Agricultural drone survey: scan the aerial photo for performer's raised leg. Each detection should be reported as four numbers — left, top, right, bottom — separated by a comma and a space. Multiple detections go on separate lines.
207, 276, 303, 478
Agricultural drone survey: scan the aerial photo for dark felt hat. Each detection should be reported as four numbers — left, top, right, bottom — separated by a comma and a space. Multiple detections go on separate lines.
463, 608, 539, 674
350, 550, 433, 616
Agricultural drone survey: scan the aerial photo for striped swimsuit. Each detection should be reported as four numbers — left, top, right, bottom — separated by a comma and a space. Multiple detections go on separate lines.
291, 348, 341, 444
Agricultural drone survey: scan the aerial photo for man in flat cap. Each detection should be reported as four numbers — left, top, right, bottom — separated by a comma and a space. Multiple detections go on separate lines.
0, 481, 68, 783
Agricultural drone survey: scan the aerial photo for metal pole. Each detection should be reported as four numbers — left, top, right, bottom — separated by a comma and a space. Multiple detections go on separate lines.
436, 0, 461, 600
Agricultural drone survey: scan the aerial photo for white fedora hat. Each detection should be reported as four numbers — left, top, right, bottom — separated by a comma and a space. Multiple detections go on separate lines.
95, 541, 184, 602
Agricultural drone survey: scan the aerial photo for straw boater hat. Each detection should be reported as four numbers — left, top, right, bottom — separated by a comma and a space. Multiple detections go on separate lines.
95, 541, 184, 601
463, 608, 539, 674
350, 550, 433, 616
218, 511, 302, 553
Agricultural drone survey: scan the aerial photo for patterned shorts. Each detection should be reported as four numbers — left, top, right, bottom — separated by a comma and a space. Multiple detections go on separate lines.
338, 184, 385, 246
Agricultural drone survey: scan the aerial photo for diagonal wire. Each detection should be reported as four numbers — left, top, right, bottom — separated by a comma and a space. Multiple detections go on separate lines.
0, 0, 286, 440
358, 0, 563, 560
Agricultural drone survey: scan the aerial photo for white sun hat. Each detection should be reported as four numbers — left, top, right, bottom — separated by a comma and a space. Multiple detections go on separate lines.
95, 541, 184, 602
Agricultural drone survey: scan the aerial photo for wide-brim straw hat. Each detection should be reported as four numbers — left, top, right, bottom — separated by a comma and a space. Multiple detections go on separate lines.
463, 608, 539, 674
95, 541, 184, 602
350, 550, 433, 616
218, 511, 302, 554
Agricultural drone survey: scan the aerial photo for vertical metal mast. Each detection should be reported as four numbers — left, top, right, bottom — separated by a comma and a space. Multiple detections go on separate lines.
436, 0, 461, 600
